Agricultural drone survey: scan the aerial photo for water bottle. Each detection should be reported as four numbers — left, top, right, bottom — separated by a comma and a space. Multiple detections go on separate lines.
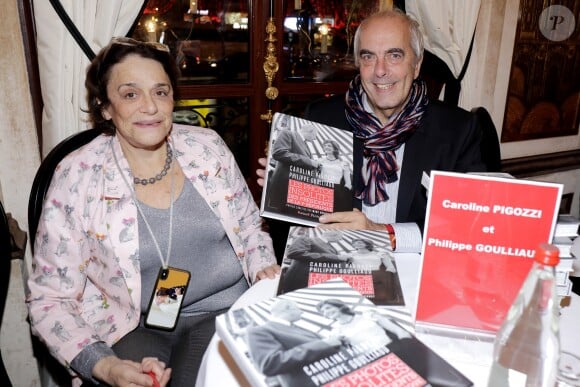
487, 243, 560, 386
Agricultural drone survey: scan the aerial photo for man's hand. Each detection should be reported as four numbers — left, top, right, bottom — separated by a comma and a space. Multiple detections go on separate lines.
318, 209, 384, 231
254, 264, 281, 282
93, 356, 171, 387
256, 157, 267, 187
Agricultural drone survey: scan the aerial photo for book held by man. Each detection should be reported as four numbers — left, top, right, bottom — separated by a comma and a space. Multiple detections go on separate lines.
215, 278, 473, 387
277, 226, 406, 309
260, 112, 354, 227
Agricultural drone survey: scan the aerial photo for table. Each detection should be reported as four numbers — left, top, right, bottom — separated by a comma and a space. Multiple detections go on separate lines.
196, 253, 580, 387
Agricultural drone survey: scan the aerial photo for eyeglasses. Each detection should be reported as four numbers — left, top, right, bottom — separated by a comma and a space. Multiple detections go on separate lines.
110, 36, 170, 53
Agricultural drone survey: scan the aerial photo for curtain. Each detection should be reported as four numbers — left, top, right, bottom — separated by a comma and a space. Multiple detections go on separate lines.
405, 0, 481, 108
33, 0, 145, 157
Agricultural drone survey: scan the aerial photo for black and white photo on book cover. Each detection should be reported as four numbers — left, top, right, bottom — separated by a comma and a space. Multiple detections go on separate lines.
277, 226, 405, 308
260, 112, 354, 227
215, 278, 473, 387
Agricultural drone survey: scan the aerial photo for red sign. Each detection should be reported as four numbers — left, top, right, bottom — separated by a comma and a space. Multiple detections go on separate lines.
416, 171, 562, 335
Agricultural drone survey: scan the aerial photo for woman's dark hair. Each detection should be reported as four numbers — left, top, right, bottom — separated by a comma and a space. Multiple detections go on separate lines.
351, 238, 375, 251
322, 139, 341, 159
85, 38, 180, 135
316, 299, 355, 316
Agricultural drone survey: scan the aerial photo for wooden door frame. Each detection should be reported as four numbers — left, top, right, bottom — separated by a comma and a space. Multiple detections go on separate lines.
18, 0, 43, 155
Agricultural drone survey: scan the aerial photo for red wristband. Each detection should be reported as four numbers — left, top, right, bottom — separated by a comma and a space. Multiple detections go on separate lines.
385, 224, 396, 251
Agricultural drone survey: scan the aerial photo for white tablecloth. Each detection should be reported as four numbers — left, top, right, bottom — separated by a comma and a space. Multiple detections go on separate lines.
196, 253, 580, 387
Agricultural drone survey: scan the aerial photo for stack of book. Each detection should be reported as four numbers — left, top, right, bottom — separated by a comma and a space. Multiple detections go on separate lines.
276, 226, 413, 328
552, 214, 580, 298
215, 278, 473, 387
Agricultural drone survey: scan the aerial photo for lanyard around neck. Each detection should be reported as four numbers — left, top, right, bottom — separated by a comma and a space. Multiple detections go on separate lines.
111, 140, 175, 269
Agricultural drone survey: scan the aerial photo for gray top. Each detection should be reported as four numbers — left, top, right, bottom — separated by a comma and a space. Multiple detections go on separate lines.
138, 178, 248, 315
71, 179, 248, 381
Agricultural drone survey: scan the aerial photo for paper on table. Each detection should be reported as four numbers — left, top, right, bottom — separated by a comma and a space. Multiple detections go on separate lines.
391, 222, 423, 253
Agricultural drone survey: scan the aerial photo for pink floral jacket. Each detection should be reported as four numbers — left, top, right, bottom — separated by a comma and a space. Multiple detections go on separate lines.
26, 124, 276, 371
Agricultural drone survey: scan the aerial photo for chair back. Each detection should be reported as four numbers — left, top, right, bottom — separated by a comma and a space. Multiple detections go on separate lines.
472, 107, 502, 172
0, 201, 13, 385
419, 50, 460, 105
28, 129, 103, 254
26, 128, 103, 386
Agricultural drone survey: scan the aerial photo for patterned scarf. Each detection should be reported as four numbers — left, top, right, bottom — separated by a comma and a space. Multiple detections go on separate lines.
345, 75, 428, 205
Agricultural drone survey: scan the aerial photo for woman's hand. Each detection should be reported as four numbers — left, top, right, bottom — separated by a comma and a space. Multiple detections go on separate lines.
93, 355, 171, 387
254, 264, 281, 282
318, 209, 384, 231
142, 357, 171, 387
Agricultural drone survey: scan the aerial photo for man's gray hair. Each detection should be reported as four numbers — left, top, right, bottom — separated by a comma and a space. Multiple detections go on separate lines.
353, 8, 424, 67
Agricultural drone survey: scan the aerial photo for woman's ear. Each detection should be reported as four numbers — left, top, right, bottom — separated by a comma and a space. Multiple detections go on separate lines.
101, 106, 112, 121
96, 99, 111, 120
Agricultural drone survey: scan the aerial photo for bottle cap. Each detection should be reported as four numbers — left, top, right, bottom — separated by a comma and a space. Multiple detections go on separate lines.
535, 243, 560, 266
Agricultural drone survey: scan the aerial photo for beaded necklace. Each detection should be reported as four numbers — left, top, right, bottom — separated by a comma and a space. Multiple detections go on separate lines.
133, 142, 173, 185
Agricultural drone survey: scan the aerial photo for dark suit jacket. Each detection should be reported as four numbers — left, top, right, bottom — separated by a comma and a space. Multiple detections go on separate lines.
305, 94, 486, 231
266, 129, 319, 210
246, 321, 342, 387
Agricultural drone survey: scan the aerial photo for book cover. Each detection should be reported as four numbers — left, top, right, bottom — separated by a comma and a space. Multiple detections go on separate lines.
215, 278, 473, 387
260, 112, 354, 227
277, 226, 405, 309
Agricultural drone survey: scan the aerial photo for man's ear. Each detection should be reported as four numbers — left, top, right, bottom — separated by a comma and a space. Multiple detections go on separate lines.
413, 56, 423, 80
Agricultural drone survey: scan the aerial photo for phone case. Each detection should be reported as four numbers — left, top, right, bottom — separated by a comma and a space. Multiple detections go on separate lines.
145, 266, 191, 330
